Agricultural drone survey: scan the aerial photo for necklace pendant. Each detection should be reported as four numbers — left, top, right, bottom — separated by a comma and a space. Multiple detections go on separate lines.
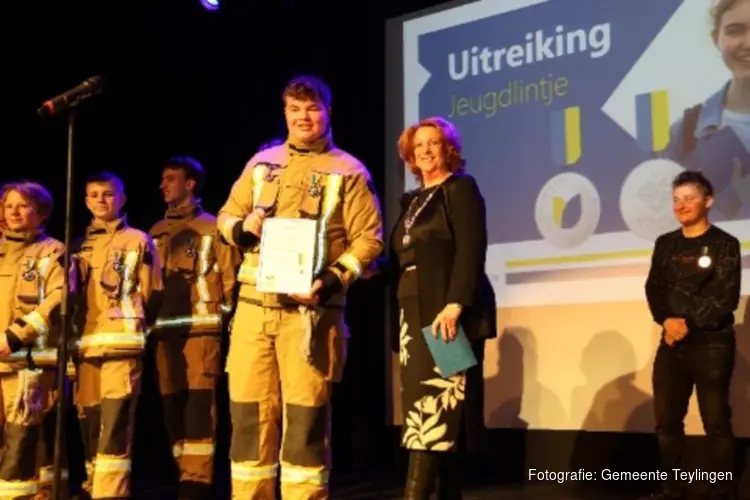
402, 234, 411, 247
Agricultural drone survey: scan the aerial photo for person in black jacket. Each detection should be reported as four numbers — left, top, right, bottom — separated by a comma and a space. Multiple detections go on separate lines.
642, 171, 742, 500
390, 116, 496, 499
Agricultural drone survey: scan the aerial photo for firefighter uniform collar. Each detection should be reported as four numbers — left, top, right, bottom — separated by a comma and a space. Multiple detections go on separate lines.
165, 199, 202, 220
87, 216, 127, 236
2, 228, 44, 246
286, 130, 332, 156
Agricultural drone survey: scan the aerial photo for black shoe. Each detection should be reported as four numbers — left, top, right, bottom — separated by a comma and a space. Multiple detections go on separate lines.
404, 451, 438, 500
435, 452, 462, 500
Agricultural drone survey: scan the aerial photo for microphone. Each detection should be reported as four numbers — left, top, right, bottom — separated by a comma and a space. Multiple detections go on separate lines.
37, 76, 106, 117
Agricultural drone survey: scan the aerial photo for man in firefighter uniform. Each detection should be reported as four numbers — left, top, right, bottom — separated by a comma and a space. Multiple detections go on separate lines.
149, 156, 239, 499
0, 181, 68, 499
73, 172, 163, 499
217, 75, 384, 500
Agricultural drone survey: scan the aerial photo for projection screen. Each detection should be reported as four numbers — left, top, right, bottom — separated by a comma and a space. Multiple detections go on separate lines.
384, 0, 750, 436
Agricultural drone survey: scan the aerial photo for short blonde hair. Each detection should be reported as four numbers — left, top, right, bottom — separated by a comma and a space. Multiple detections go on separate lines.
397, 117, 465, 184
0, 181, 54, 229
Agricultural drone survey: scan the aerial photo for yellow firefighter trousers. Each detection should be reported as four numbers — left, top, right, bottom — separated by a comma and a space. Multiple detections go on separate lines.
154, 335, 220, 498
75, 357, 141, 499
226, 301, 347, 500
0, 370, 64, 500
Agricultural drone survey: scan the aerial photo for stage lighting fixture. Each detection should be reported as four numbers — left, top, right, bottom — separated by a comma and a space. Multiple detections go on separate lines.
200, 0, 219, 11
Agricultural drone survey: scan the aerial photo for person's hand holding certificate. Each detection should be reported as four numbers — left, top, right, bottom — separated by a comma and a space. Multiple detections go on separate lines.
256, 218, 317, 296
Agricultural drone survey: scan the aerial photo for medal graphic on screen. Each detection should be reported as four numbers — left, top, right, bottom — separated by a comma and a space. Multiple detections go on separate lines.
697, 246, 712, 269
618, 90, 681, 242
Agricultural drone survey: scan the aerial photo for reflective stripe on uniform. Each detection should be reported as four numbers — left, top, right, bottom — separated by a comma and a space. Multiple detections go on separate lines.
93, 455, 131, 473
237, 257, 258, 283
335, 252, 362, 277
232, 164, 269, 279
313, 174, 343, 275
173, 441, 215, 458
37, 256, 51, 300
251, 164, 266, 209
231, 462, 279, 482
220, 216, 242, 245
280, 465, 329, 486
38, 466, 69, 483
24, 255, 53, 349
220, 163, 268, 246
21, 310, 48, 336
7, 348, 57, 363
119, 250, 140, 335
154, 314, 223, 329
77, 333, 145, 349
195, 235, 214, 315
0, 479, 38, 496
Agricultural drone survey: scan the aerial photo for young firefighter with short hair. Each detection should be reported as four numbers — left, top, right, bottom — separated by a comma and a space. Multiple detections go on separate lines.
73, 172, 163, 499
0, 181, 69, 499
149, 156, 239, 499
217, 75, 384, 499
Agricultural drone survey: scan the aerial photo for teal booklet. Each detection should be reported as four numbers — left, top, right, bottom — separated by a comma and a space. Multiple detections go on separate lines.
421, 324, 478, 377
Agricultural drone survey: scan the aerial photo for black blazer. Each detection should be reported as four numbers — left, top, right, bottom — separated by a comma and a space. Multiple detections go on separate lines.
389, 173, 497, 346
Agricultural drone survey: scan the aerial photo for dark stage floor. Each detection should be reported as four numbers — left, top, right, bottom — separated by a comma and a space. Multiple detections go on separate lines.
129, 482, 731, 499
332, 482, 642, 499
131, 484, 639, 500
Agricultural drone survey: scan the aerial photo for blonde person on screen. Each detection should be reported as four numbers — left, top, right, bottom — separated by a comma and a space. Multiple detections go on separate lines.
665, 0, 750, 212
389, 117, 496, 499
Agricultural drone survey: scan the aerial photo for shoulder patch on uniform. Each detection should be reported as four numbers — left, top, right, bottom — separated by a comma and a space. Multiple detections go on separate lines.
247, 146, 285, 168
254, 162, 284, 181
254, 161, 283, 170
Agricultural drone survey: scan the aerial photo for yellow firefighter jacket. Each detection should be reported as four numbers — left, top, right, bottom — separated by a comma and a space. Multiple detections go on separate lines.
149, 200, 240, 337
74, 217, 163, 358
0, 229, 65, 372
217, 136, 384, 315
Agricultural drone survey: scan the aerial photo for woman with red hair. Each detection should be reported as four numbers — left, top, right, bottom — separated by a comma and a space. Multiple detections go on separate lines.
390, 117, 496, 499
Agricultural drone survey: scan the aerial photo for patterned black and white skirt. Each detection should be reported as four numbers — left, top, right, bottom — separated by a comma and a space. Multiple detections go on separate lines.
397, 293, 467, 453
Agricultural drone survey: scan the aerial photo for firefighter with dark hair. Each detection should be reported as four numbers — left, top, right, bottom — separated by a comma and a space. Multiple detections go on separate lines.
217, 75, 384, 499
149, 156, 239, 499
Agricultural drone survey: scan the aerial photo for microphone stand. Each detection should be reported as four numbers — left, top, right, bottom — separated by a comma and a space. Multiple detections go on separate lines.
52, 108, 75, 500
